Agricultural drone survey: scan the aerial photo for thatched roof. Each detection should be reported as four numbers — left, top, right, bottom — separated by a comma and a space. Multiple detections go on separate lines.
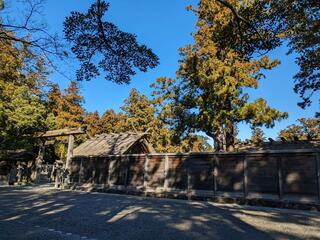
73, 132, 155, 157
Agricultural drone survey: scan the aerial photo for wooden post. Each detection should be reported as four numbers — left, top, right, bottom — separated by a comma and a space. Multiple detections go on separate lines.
103, 158, 108, 189
163, 155, 169, 190
316, 153, 320, 203
35, 140, 45, 183
143, 155, 150, 196
107, 157, 115, 187
37, 140, 46, 162
277, 157, 283, 200
124, 156, 129, 190
243, 155, 248, 199
187, 166, 191, 200
78, 158, 83, 185
66, 134, 74, 170
90, 156, 95, 184
213, 155, 218, 196
143, 155, 150, 189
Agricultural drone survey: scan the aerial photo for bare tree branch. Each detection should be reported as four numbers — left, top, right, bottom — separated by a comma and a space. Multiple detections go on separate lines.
0, 0, 66, 64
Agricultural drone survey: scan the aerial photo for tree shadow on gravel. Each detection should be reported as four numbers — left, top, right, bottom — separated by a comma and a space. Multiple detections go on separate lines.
0, 186, 319, 240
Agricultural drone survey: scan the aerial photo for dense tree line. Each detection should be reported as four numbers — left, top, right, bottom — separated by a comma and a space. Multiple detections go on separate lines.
278, 118, 320, 141
0, 0, 319, 159
45, 83, 213, 154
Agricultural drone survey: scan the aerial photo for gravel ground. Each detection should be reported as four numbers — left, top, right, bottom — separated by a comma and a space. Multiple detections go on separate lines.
0, 184, 319, 240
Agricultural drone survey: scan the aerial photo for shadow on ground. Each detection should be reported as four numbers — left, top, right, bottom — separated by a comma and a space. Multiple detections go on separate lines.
0, 185, 319, 240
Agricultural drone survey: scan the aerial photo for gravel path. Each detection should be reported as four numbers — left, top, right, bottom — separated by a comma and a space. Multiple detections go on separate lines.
0, 185, 319, 240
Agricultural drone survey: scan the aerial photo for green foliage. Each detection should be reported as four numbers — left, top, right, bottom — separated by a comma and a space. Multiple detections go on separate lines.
152, 1, 287, 151
121, 89, 156, 132
269, 0, 320, 109
48, 81, 85, 157
98, 109, 126, 134
0, 81, 55, 150
48, 81, 84, 129
119, 88, 212, 153
278, 118, 320, 141
250, 127, 266, 145
212, 0, 319, 109
0, 36, 55, 150
83, 111, 101, 137
63, 0, 159, 83
121, 89, 171, 152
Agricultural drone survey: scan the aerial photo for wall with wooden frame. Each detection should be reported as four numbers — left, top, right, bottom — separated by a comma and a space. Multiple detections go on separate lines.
70, 149, 320, 204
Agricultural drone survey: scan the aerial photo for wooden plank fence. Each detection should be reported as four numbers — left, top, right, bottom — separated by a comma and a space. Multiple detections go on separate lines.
70, 149, 320, 204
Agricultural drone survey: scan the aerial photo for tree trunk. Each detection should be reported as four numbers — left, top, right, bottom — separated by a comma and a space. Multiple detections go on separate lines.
225, 123, 235, 152
211, 128, 224, 152
224, 96, 235, 152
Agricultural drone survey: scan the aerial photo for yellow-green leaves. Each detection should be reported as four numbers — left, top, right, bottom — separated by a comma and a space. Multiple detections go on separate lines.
157, 0, 288, 151
0, 33, 54, 150
279, 118, 320, 141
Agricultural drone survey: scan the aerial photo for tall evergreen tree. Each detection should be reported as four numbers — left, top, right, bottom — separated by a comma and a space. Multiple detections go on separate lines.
152, 1, 288, 151
0, 33, 55, 151
121, 89, 166, 151
48, 81, 85, 129
250, 127, 266, 146
98, 109, 126, 134
83, 111, 101, 137
61, 81, 85, 128
210, 0, 319, 109
48, 81, 85, 158
121, 88, 212, 153
121, 89, 156, 132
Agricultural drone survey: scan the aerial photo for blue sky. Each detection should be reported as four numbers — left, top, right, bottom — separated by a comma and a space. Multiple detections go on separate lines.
9, 0, 319, 140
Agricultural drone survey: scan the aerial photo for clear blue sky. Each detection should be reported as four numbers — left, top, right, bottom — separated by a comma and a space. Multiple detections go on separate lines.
9, 0, 320, 140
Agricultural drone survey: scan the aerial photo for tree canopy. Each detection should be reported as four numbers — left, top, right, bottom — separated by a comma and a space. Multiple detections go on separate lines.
152, 0, 288, 151
0, 32, 55, 150
250, 127, 266, 146
278, 118, 320, 141
63, 0, 159, 83
0, 0, 318, 156
121, 88, 212, 153
211, 0, 320, 109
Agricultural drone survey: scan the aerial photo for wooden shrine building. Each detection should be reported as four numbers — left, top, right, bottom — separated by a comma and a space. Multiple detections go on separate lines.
72, 132, 155, 158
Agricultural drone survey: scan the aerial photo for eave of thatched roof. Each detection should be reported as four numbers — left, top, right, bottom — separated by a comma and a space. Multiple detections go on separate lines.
73, 132, 154, 157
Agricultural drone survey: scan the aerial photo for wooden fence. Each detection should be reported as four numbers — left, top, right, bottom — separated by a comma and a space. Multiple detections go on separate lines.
70, 149, 320, 204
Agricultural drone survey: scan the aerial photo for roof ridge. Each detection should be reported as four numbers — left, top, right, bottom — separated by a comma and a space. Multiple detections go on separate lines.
73, 131, 149, 157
